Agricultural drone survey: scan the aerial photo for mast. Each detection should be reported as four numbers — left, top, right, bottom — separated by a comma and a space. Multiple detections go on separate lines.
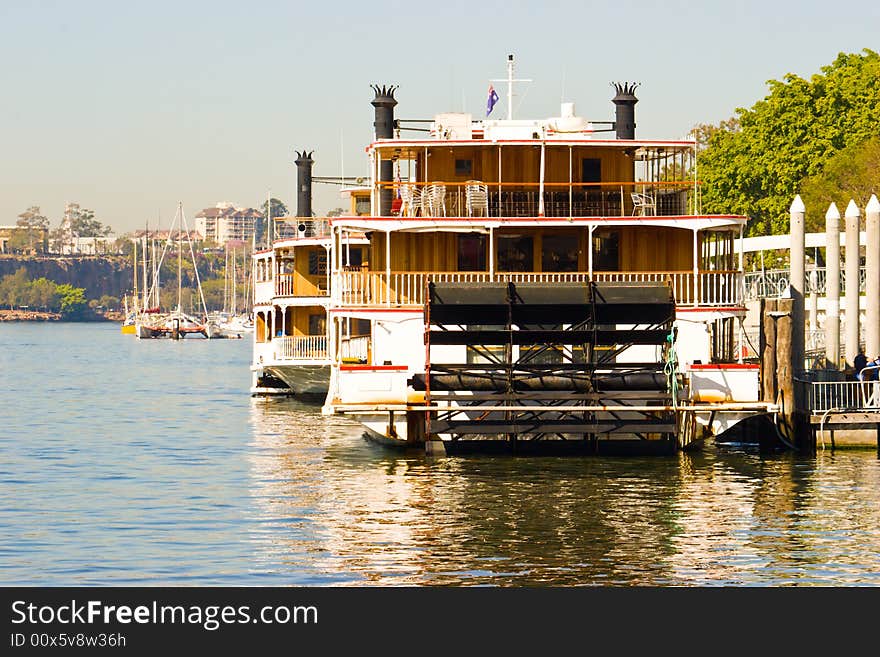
132, 237, 139, 314
153, 238, 160, 308
490, 54, 531, 121
142, 235, 148, 310
177, 203, 182, 314
231, 248, 237, 314
224, 246, 229, 313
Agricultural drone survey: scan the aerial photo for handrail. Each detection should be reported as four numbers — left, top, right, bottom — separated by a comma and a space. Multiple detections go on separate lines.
336, 269, 742, 308
386, 180, 696, 189
807, 373, 880, 412
274, 335, 329, 361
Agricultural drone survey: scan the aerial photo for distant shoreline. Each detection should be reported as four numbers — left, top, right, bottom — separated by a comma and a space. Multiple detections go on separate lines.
0, 309, 122, 323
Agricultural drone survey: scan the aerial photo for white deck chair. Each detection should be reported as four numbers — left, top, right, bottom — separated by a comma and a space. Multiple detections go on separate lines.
466, 181, 489, 217
424, 184, 447, 217
631, 192, 656, 216
399, 185, 421, 217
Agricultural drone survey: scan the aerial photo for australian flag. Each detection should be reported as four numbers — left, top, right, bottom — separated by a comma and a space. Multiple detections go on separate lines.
486, 84, 499, 117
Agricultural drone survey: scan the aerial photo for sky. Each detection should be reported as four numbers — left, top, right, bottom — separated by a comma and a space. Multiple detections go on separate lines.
1, 0, 878, 234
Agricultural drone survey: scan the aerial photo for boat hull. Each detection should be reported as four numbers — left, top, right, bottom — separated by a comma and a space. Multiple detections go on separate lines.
264, 363, 330, 398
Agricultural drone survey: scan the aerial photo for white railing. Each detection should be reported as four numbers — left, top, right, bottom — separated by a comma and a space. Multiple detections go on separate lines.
808, 373, 880, 412
744, 266, 867, 301
340, 335, 370, 363
254, 280, 275, 304
275, 274, 295, 296
335, 270, 743, 308
274, 335, 328, 360
274, 274, 328, 297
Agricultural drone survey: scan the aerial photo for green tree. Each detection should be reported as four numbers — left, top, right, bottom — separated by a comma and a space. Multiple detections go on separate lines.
70, 207, 112, 238
258, 198, 288, 245
55, 283, 87, 317
16, 206, 49, 253
29, 277, 59, 310
698, 49, 880, 235
6, 231, 34, 254
799, 137, 880, 231
0, 268, 31, 307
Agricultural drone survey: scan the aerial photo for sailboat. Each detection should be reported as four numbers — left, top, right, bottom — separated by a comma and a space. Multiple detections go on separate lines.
135, 203, 220, 339
216, 247, 254, 334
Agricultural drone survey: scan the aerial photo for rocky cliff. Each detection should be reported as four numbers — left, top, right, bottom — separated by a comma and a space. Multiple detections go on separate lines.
0, 255, 133, 299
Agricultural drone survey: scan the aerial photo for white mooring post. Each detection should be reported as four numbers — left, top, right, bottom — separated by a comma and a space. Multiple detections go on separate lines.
790, 195, 805, 376
825, 202, 841, 369
866, 194, 880, 361
844, 199, 861, 369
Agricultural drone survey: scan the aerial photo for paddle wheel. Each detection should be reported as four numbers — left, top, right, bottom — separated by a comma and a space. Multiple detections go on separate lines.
412, 281, 680, 454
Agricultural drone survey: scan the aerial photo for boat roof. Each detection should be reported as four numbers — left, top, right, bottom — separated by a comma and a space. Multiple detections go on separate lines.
330, 214, 747, 232
368, 138, 696, 157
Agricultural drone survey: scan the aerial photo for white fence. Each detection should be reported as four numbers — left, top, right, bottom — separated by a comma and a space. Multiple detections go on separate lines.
744, 266, 867, 301
807, 367, 880, 412
336, 270, 742, 308
274, 335, 328, 360
340, 336, 370, 363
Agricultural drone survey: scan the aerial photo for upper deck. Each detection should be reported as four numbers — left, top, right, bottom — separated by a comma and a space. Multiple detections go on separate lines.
360, 100, 704, 221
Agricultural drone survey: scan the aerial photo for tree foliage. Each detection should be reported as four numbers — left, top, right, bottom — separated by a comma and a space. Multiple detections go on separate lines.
13, 206, 49, 253
69, 207, 111, 238
0, 268, 88, 317
698, 49, 880, 235
799, 137, 880, 232
56, 283, 88, 317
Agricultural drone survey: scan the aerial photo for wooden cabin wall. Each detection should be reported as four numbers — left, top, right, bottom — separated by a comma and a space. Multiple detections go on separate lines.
291, 246, 321, 295
289, 307, 324, 336
618, 227, 693, 271
413, 146, 635, 186
369, 226, 696, 273
370, 232, 461, 271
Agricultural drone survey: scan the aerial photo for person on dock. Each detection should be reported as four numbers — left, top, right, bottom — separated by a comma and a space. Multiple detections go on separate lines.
854, 350, 868, 380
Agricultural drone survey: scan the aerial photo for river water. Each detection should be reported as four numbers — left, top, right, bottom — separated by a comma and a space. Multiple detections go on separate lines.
1, 322, 879, 586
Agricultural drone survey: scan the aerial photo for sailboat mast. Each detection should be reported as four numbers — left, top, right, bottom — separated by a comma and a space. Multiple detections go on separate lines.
132, 237, 139, 313
142, 235, 148, 310
177, 206, 182, 313
224, 246, 229, 313
153, 238, 160, 308
231, 248, 237, 314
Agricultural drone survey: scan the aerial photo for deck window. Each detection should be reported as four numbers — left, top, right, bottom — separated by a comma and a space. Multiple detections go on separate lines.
457, 234, 487, 271
455, 159, 473, 177
308, 250, 327, 276
541, 234, 579, 272
497, 235, 534, 272
309, 314, 326, 336
355, 197, 371, 215
592, 230, 619, 271
344, 246, 363, 268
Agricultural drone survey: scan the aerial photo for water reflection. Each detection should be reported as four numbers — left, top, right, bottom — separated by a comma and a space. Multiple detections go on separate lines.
247, 400, 880, 586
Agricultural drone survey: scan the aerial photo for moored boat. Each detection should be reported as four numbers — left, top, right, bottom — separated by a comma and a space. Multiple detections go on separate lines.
315, 57, 777, 453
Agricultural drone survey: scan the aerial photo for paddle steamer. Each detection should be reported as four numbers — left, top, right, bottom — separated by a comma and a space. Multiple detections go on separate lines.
274, 58, 776, 451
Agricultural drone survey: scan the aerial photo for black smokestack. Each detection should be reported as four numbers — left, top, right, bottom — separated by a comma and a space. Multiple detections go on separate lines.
612, 82, 639, 140
371, 84, 398, 216
294, 150, 314, 218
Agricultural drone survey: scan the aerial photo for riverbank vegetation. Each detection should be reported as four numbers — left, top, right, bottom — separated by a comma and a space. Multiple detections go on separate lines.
0, 268, 90, 318
697, 49, 880, 235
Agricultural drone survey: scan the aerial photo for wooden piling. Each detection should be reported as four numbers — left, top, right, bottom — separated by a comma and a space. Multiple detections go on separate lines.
761, 298, 777, 403
776, 299, 795, 441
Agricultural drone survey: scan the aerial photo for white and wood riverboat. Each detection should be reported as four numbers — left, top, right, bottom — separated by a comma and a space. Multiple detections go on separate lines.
293, 61, 778, 450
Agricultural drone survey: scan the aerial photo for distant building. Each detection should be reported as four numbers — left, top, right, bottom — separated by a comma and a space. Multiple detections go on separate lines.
195, 203, 262, 243
131, 229, 202, 242
60, 236, 116, 255
0, 225, 49, 254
